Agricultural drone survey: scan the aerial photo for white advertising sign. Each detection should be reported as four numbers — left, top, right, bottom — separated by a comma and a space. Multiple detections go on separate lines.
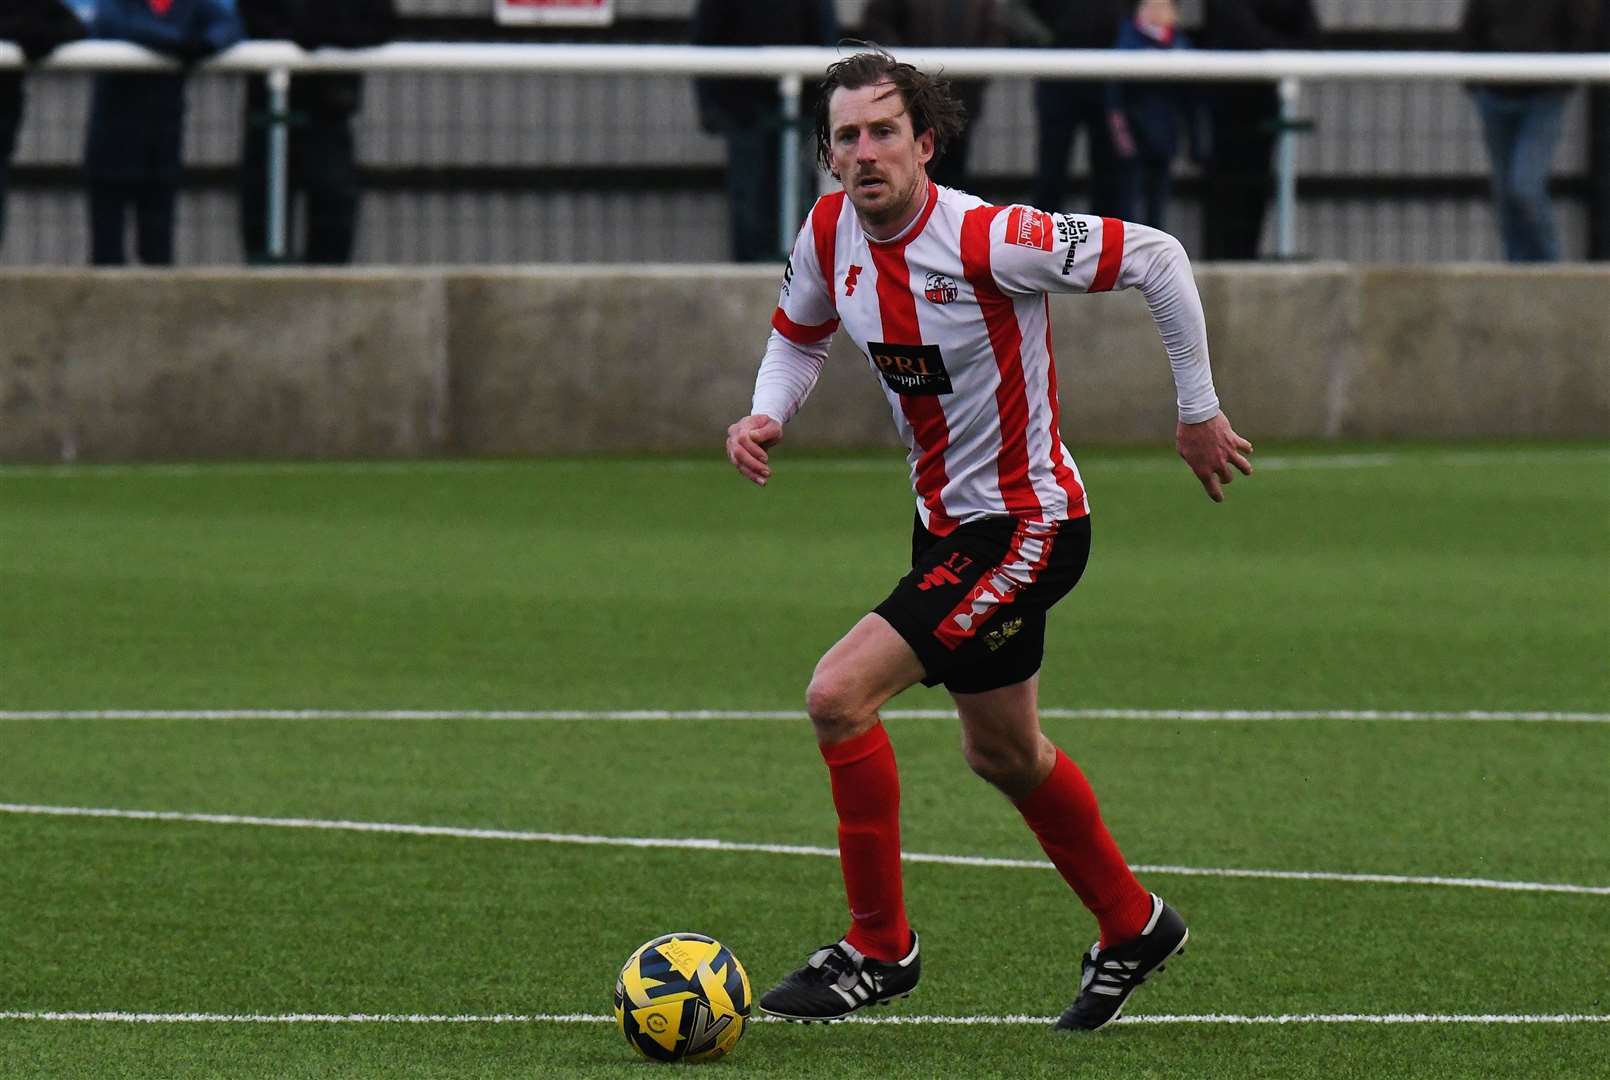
494, 0, 615, 27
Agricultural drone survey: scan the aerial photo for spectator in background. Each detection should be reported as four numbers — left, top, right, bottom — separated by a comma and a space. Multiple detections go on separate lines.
1021, 0, 1129, 216
1198, 0, 1320, 261
0, 0, 87, 250
1108, 0, 1202, 230
1460, 0, 1600, 262
860, 0, 1007, 194
237, 0, 394, 265
84, 0, 243, 266
691, 0, 837, 263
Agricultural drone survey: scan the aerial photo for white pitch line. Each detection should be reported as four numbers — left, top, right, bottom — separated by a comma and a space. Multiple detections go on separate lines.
0, 1011, 1605, 1026
3, 803, 1606, 897
3, 708, 1606, 723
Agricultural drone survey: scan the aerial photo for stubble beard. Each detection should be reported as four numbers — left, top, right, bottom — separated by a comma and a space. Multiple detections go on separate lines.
850, 168, 926, 237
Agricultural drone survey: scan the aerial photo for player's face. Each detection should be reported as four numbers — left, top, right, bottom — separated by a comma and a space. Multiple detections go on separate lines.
827, 81, 935, 237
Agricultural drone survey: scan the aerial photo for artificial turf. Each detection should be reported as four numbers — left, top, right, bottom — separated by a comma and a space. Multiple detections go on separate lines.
1, 443, 1606, 1077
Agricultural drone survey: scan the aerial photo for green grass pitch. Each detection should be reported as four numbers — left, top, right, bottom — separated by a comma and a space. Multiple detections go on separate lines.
1, 443, 1607, 1078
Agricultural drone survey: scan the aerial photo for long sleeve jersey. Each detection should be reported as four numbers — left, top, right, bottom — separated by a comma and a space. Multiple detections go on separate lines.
752, 183, 1220, 535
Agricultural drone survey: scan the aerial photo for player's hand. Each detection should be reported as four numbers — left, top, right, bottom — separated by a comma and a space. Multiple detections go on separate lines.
1177, 412, 1253, 502
726, 414, 784, 487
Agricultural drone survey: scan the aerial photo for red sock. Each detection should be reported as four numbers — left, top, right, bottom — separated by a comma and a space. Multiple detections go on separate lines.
819, 722, 911, 962
1015, 748, 1153, 949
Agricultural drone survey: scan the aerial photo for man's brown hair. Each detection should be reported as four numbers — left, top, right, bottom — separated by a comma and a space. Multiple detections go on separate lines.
814, 46, 968, 176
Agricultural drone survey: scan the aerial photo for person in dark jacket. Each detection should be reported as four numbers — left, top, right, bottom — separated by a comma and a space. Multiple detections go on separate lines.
691, 0, 838, 262
85, 0, 243, 266
1024, 0, 1129, 216
238, 0, 394, 265
860, 0, 1007, 194
0, 0, 87, 249
1197, 0, 1319, 261
1107, 0, 1202, 230
1461, 0, 1599, 262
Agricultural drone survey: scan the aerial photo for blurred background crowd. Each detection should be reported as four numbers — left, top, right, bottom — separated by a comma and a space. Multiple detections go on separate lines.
0, 0, 1604, 266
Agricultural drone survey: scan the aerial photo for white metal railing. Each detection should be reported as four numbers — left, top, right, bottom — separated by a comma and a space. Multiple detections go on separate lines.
4, 42, 1608, 259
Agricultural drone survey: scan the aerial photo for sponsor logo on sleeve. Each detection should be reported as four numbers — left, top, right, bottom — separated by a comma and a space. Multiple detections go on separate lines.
781, 256, 794, 295
868, 341, 953, 396
923, 272, 959, 305
1005, 206, 1054, 251
1055, 214, 1091, 276
844, 264, 863, 296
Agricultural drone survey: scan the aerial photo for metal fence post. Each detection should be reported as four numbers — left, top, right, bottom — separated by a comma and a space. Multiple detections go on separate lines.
267, 67, 291, 262
1275, 76, 1301, 259
778, 72, 803, 259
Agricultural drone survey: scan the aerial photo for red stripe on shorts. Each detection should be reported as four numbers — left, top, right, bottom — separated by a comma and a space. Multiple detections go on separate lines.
932, 521, 1059, 651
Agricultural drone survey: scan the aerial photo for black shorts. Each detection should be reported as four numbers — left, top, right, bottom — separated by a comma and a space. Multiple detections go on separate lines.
872, 514, 1092, 695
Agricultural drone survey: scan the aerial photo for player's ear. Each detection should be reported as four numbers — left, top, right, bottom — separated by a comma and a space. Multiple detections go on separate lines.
915, 128, 934, 167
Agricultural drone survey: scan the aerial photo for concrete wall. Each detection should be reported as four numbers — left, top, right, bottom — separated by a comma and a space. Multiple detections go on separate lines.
0, 271, 448, 463
1, 266, 1604, 463
1349, 268, 1610, 439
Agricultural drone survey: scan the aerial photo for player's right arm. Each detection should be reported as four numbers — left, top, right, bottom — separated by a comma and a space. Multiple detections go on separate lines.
727, 213, 840, 487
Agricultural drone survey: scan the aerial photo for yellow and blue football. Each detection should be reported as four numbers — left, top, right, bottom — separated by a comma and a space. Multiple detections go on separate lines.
613, 932, 752, 1063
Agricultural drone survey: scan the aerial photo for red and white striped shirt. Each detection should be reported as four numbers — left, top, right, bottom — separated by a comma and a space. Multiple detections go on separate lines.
753, 182, 1219, 535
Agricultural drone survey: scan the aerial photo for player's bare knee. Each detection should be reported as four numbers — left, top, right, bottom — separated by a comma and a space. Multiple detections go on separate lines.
961, 736, 1038, 793
963, 729, 1055, 798
805, 669, 869, 742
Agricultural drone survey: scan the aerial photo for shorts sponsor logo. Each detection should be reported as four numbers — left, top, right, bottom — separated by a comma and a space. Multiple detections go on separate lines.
868, 341, 953, 396
984, 616, 1024, 652
923, 272, 959, 305
916, 552, 973, 591
1006, 206, 1053, 251
1055, 214, 1091, 276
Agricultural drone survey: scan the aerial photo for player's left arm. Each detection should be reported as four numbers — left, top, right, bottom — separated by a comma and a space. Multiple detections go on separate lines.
989, 208, 1254, 502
